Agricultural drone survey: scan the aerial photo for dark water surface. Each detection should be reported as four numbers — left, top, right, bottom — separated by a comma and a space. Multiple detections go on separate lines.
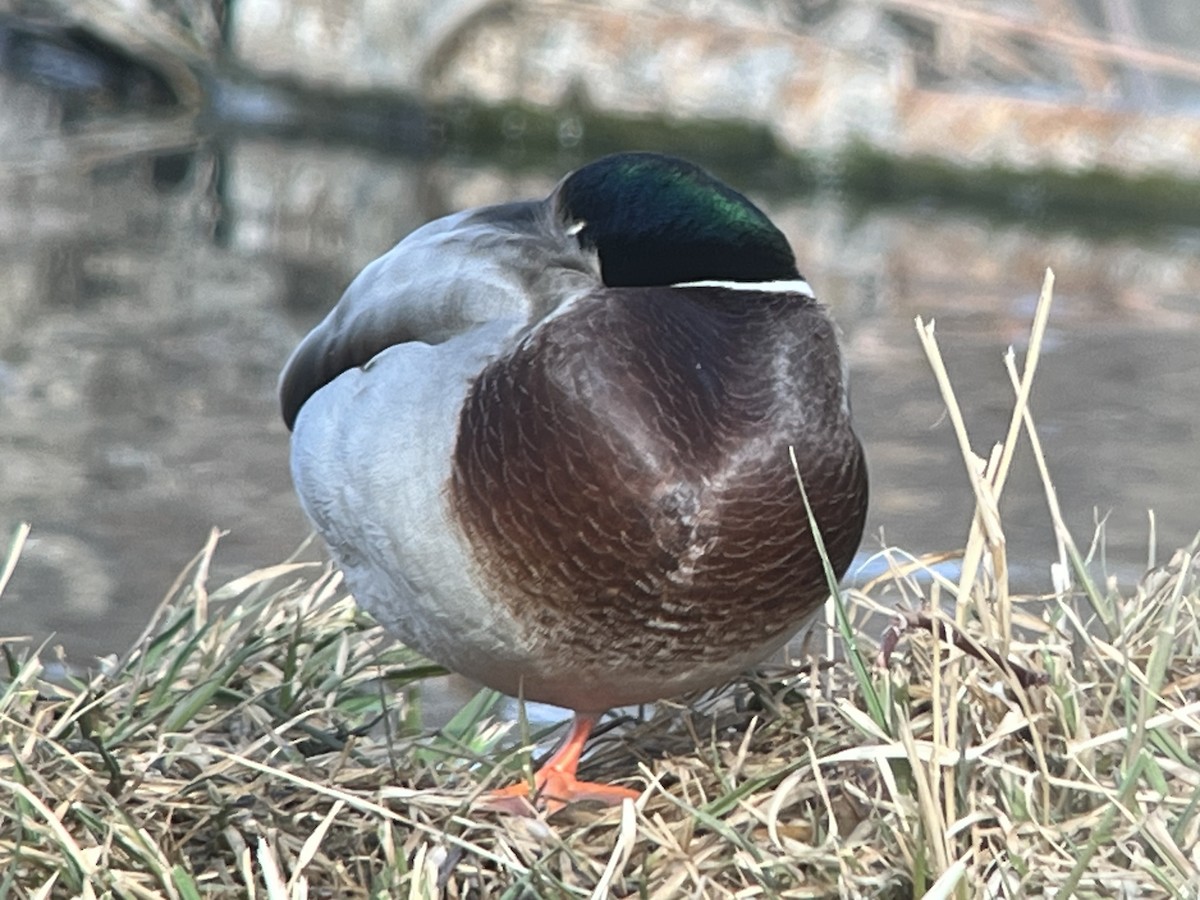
2, 77, 1198, 663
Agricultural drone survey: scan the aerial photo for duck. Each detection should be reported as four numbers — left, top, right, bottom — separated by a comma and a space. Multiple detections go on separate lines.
278, 151, 868, 813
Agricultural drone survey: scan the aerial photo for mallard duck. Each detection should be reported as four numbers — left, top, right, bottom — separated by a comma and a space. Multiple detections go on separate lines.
279, 152, 868, 812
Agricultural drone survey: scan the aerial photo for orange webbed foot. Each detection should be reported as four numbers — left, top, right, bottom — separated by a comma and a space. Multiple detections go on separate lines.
475, 712, 639, 815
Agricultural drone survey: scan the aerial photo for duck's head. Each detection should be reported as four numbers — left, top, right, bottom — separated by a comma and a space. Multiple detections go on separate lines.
550, 151, 801, 287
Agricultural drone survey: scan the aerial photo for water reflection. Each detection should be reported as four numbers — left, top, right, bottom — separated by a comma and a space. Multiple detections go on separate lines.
1, 79, 1198, 662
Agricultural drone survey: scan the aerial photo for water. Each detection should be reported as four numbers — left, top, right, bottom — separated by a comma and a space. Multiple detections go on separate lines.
1, 76, 1198, 664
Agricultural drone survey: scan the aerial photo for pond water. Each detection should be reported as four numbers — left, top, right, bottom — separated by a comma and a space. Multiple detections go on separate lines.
1, 71, 1198, 664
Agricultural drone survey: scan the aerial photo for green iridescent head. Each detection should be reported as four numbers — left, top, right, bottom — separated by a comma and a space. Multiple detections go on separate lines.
556, 152, 800, 287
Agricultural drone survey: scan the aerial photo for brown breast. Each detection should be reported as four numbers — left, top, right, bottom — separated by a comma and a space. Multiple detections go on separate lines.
449, 285, 868, 673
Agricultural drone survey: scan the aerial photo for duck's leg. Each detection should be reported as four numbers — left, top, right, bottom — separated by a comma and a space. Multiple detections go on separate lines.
478, 712, 640, 814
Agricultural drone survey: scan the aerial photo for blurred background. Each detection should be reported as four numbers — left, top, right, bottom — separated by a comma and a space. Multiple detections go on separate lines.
1, 0, 1198, 663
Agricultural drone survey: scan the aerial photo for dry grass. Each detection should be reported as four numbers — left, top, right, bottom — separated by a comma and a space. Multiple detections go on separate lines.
3, 271, 1199, 898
